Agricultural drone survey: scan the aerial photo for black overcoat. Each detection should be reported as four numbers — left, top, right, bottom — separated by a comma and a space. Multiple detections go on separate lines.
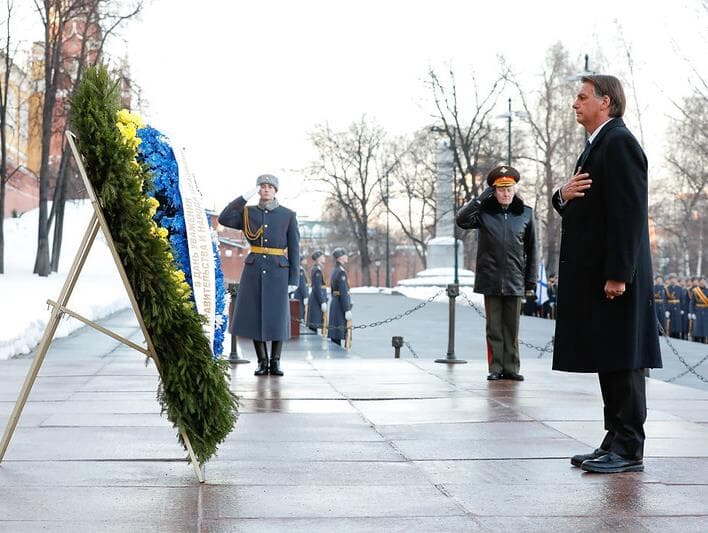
306, 265, 328, 329
456, 193, 537, 297
218, 196, 300, 341
551, 118, 662, 372
328, 263, 352, 342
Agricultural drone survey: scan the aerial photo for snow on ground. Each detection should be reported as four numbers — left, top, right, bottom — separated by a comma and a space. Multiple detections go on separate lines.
0, 201, 130, 360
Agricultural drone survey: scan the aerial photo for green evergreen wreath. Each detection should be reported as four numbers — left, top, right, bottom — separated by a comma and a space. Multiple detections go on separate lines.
71, 65, 238, 464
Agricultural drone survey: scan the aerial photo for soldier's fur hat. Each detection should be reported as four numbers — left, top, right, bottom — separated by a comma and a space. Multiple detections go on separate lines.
256, 174, 279, 191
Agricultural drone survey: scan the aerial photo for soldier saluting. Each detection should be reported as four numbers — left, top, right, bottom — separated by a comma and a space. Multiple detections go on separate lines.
306, 250, 328, 333
218, 174, 300, 376
328, 248, 352, 347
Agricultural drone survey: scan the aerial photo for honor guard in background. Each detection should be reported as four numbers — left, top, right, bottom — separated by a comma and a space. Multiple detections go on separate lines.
665, 274, 683, 338
328, 248, 352, 347
690, 277, 708, 343
292, 256, 309, 321
653, 275, 667, 334
306, 250, 328, 333
543, 273, 558, 319
218, 174, 300, 376
680, 277, 691, 339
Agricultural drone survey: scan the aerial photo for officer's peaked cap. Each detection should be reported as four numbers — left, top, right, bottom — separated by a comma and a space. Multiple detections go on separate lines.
487, 165, 520, 188
332, 247, 348, 259
312, 250, 324, 261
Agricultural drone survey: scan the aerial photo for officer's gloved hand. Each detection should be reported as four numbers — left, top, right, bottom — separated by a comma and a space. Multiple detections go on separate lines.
321, 303, 327, 313
288, 285, 297, 294
478, 186, 495, 203
304, 298, 308, 306
665, 310, 671, 318
344, 310, 352, 321
244, 187, 259, 200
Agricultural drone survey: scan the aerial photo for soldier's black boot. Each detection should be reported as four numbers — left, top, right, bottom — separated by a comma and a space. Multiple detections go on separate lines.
269, 341, 284, 376
253, 340, 269, 376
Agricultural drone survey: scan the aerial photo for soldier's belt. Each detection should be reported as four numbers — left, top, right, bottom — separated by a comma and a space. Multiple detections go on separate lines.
333, 291, 341, 295
250, 246, 287, 256
667, 299, 680, 304
697, 304, 708, 308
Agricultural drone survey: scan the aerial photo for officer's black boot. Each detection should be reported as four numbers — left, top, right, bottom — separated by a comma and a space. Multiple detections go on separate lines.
253, 340, 269, 376
269, 341, 284, 376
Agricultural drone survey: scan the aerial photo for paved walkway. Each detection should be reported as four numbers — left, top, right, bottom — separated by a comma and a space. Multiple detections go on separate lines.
1, 295, 707, 532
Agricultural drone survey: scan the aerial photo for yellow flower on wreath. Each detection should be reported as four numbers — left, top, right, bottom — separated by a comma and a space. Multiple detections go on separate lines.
147, 197, 160, 218
116, 109, 145, 150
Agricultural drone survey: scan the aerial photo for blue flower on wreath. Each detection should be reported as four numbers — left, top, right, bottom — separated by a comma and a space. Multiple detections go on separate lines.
137, 125, 228, 357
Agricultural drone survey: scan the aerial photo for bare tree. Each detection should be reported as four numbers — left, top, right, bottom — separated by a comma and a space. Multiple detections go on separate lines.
32, 0, 142, 276
385, 128, 437, 269
427, 66, 507, 202
308, 117, 400, 286
508, 43, 586, 272
657, 93, 708, 276
0, 0, 19, 274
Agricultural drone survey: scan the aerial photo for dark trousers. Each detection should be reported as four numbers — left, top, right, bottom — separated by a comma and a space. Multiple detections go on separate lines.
598, 369, 647, 460
484, 295, 522, 374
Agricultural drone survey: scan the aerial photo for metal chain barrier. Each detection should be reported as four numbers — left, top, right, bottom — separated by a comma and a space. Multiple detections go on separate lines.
657, 321, 708, 384
298, 291, 708, 383
458, 292, 555, 358
301, 289, 446, 333
403, 340, 420, 359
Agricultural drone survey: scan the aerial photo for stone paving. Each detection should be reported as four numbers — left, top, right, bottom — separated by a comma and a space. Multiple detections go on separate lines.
1, 294, 707, 532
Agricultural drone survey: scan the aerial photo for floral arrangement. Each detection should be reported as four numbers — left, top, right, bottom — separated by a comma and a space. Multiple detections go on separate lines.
134, 124, 228, 356
71, 66, 237, 464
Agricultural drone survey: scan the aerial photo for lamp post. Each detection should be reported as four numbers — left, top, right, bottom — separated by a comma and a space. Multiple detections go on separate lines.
385, 175, 391, 288
375, 260, 381, 287
497, 98, 528, 166
567, 54, 595, 140
435, 138, 466, 365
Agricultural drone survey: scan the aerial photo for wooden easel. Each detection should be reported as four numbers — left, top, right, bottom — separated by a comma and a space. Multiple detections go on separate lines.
0, 131, 205, 483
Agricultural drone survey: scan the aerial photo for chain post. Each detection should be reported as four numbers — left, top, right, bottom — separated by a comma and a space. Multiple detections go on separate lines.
226, 282, 250, 364
436, 283, 467, 364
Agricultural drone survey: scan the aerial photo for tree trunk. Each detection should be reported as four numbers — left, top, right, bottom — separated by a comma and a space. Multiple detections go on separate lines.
50, 146, 71, 272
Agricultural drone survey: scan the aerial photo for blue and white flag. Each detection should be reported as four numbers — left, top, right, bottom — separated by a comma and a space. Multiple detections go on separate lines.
536, 260, 548, 307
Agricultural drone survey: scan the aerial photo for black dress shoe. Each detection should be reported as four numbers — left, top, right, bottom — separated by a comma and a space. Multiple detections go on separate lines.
502, 372, 524, 381
571, 448, 608, 468
581, 452, 643, 473
487, 372, 502, 380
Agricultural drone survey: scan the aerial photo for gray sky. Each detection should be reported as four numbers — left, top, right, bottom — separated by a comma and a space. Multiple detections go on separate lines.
14, 0, 708, 216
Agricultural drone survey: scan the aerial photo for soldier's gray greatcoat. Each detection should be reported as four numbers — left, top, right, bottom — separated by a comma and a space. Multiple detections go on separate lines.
327, 263, 352, 342
218, 196, 300, 341
306, 265, 328, 329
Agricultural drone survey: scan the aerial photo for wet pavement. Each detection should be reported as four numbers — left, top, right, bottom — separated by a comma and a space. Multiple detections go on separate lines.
1, 294, 707, 532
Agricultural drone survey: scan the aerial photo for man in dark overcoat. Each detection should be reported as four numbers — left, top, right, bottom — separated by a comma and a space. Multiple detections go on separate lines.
306, 250, 328, 333
292, 257, 309, 321
456, 165, 537, 381
327, 248, 352, 346
218, 174, 300, 376
552, 75, 661, 473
